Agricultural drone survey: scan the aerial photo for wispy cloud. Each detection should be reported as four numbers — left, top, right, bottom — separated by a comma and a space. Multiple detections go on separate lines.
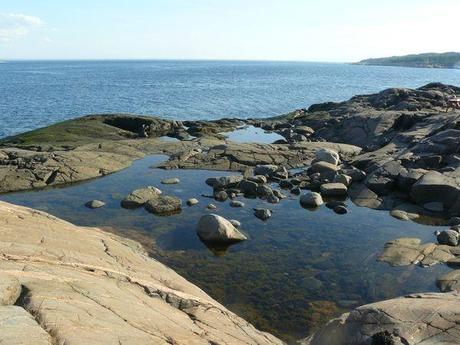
0, 13, 44, 42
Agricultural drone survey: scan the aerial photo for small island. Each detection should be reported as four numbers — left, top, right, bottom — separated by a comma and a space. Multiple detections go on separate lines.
355, 52, 460, 69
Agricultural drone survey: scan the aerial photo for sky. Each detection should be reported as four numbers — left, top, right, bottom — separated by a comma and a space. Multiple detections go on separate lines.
1, 0, 459, 61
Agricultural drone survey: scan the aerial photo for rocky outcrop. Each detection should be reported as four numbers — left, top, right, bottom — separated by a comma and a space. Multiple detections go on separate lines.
0, 201, 281, 345
303, 292, 460, 345
196, 214, 247, 243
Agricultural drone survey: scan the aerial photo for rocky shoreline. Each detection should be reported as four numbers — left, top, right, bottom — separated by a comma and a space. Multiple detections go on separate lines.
1, 82, 460, 344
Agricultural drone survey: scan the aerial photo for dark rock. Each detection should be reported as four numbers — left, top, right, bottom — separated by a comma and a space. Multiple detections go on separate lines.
253, 208, 272, 221
144, 195, 182, 215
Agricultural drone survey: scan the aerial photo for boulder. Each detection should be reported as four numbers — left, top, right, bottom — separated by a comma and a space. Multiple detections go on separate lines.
229, 219, 241, 228
161, 177, 180, 184
121, 186, 162, 208
266, 194, 280, 204
303, 292, 460, 345
205, 175, 243, 189
247, 175, 267, 184
411, 171, 460, 210
253, 208, 272, 221
214, 190, 228, 202
144, 195, 182, 215
254, 165, 278, 176
196, 214, 247, 243
230, 200, 245, 208
437, 230, 459, 246
239, 180, 259, 195
307, 162, 339, 175
257, 185, 274, 198
320, 183, 348, 197
333, 174, 352, 187
85, 200, 106, 209
300, 192, 323, 207
315, 148, 340, 165
186, 198, 199, 206
365, 175, 394, 195
333, 205, 348, 214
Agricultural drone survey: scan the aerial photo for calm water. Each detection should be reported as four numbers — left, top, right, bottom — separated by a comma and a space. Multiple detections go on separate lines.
1, 60, 460, 138
0, 154, 449, 342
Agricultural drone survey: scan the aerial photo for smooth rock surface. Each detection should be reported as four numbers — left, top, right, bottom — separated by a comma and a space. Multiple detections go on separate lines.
121, 186, 162, 208
300, 192, 323, 207
197, 214, 247, 243
0, 201, 281, 345
303, 292, 460, 345
320, 183, 348, 197
85, 199, 106, 209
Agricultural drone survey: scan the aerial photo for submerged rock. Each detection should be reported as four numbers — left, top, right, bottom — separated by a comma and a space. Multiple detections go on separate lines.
333, 205, 348, 214
229, 219, 241, 228
230, 200, 245, 208
186, 198, 199, 206
85, 200, 106, 209
144, 195, 182, 215
207, 203, 217, 210
253, 208, 272, 221
161, 177, 180, 184
196, 214, 247, 243
437, 270, 460, 292
214, 190, 228, 202
121, 186, 162, 208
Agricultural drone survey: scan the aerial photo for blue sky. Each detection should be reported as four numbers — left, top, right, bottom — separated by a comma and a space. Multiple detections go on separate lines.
1, 0, 459, 61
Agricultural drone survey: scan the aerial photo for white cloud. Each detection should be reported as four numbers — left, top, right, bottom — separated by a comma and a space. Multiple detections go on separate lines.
0, 13, 44, 42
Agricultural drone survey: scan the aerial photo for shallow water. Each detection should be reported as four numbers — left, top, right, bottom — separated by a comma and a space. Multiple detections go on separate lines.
0, 154, 449, 342
222, 125, 284, 144
1, 60, 460, 138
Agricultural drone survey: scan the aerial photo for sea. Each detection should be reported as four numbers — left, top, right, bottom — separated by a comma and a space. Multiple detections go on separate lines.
1, 60, 459, 138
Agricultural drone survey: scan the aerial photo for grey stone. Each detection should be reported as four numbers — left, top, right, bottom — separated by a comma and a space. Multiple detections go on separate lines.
161, 177, 180, 184
229, 200, 245, 208
144, 195, 182, 215
85, 200, 106, 209
320, 183, 348, 197
437, 230, 459, 246
253, 208, 272, 221
300, 192, 323, 207
186, 198, 199, 206
121, 186, 162, 208
196, 214, 247, 243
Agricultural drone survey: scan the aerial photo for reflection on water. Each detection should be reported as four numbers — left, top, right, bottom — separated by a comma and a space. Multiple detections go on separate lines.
222, 125, 284, 144
0, 155, 449, 342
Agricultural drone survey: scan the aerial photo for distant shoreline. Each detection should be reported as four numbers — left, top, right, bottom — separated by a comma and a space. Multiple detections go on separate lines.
355, 52, 460, 70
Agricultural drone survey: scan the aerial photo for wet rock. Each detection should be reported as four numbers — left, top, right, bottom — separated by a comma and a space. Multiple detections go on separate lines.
449, 217, 460, 226
239, 180, 259, 195
436, 270, 460, 292
279, 180, 293, 189
196, 214, 247, 243
253, 208, 272, 221
230, 200, 245, 208
291, 187, 301, 195
257, 185, 274, 198
333, 205, 348, 214
186, 198, 199, 206
85, 200, 106, 209
300, 192, 323, 207
266, 194, 280, 204
341, 167, 366, 182
295, 126, 314, 136
214, 190, 228, 202
315, 148, 340, 165
207, 203, 217, 210
229, 219, 241, 228
390, 209, 410, 221
144, 195, 182, 215
437, 230, 459, 246
423, 201, 444, 212
121, 186, 162, 208
161, 177, 180, 184
273, 189, 287, 199
380, 237, 454, 267
320, 183, 348, 197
